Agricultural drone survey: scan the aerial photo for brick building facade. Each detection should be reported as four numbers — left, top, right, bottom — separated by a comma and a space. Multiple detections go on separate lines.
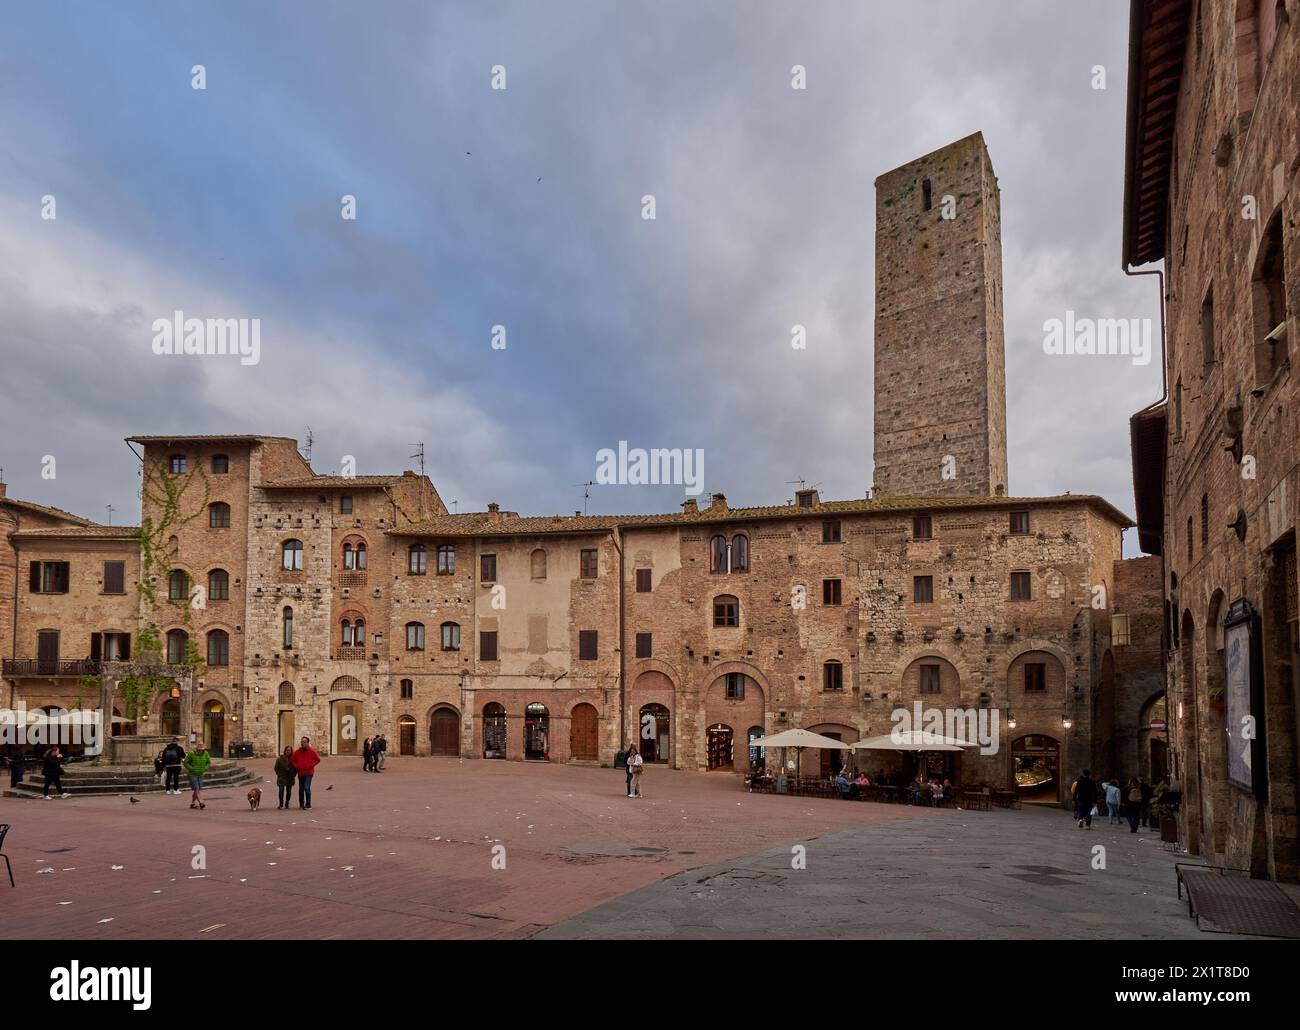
2, 135, 1160, 802
1126, 0, 1299, 879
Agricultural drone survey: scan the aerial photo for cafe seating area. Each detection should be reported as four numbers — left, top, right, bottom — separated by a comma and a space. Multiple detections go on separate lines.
743, 771, 1021, 810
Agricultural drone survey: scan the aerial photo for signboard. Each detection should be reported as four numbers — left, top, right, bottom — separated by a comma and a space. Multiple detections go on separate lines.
1223, 598, 1264, 796
1148, 720, 1167, 731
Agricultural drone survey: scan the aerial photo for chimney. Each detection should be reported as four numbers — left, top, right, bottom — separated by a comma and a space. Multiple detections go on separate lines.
709, 492, 728, 512
487, 502, 502, 524
680, 498, 698, 514
794, 487, 820, 508
0, 481, 6, 499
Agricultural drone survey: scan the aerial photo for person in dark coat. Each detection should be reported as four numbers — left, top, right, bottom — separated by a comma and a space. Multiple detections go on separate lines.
362, 737, 374, 773
375, 734, 387, 771
273, 746, 296, 809
1073, 769, 1098, 829
160, 738, 186, 795
42, 746, 67, 799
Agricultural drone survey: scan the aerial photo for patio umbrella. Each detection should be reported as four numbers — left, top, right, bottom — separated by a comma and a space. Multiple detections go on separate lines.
749, 728, 851, 779
852, 731, 977, 782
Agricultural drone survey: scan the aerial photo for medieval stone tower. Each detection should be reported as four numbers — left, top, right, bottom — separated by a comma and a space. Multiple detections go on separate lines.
871, 132, 1009, 499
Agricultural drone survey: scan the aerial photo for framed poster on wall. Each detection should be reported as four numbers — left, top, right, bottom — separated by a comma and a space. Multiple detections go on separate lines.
1223, 598, 1264, 796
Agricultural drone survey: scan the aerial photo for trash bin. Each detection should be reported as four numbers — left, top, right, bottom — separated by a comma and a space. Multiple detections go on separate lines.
230, 742, 254, 759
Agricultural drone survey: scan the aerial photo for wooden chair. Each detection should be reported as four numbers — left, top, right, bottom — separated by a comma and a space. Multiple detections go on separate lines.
0, 824, 12, 888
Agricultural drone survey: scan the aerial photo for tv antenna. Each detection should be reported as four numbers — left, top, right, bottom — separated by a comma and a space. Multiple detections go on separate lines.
302, 427, 314, 465
105, 503, 115, 526
449, 499, 458, 514
573, 481, 595, 515
409, 442, 425, 479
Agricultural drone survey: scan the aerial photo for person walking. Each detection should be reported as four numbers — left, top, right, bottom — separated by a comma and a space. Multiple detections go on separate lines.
375, 734, 387, 771
292, 736, 321, 810
1105, 779, 1122, 825
1139, 777, 1154, 829
1073, 768, 1097, 829
273, 746, 296, 809
629, 744, 644, 798
623, 743, 636, 797
41, 746, 68, 799
362, 737, 374, 773
161, 737, 186, 795
1125, 777, 1143, 833
183, 740, 211, 809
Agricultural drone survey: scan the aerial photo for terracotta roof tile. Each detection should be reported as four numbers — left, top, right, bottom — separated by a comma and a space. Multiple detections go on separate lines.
11, 525, 140, 540
0, 496, 95, 525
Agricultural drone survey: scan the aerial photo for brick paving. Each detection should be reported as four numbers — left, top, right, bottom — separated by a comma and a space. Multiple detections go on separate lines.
0, 758, 923, 939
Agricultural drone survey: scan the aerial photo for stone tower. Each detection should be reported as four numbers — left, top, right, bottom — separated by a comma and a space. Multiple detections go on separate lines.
871, 132, 1008, 498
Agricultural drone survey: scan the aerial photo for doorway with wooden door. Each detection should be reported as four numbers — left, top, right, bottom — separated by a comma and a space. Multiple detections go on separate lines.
331, 699, 360, 756
570, 703, 598, 761
398, 715, 416, 756
202, 700, 225, 757
430, 706, 460, 756
278, 710, 296, 754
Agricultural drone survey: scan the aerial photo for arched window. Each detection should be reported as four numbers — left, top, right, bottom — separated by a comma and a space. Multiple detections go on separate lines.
823, 660, 844, 692
730, 533, 749, 572
341, 619, 354, 646
531, 548, 547, 579
437, 544, 455, 575
168, 569, 190, 601
710, 534, 728, 573
209, 502, 231, 528
341, 617, 366, 647
211, 454, 230, 474
408, 544, 427, 575
282, 606, 294, 649
282, 539, 304, 571
400, 678, 414, 700
208, 568, 229, 601
165, 629, 188, 664
278, 681, 295, 704
406, 622, 426, 651
343, 541, 367, 570
206, 629, 229, 667
441, 621, 461, 651
713, 594, 739, 627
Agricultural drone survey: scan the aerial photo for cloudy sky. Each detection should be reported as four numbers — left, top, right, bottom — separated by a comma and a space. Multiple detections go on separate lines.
0, 0, 1161, 552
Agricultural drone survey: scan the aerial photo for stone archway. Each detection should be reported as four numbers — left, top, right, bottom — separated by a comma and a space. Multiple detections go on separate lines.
701, 663, 768, 772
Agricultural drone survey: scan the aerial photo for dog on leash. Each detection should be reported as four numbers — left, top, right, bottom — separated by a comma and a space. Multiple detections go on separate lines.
247, 787, 262, 811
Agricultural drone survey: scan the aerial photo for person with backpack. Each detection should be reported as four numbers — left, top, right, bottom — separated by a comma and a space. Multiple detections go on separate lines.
1073, 769, 1097, 828
1124, 776, 1143, 832
160, 737, 186, 795
1105, 779, 1122, 824
183, 740, 211, 809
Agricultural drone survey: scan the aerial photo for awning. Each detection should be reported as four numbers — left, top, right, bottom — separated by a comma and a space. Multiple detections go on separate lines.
852, 731, 977, 753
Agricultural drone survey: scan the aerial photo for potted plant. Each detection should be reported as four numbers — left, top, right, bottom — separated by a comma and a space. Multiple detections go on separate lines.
1207, 686, 1226, 711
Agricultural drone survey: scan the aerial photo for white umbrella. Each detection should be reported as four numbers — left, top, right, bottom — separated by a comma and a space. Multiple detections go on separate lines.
851, 731, 975, 752
749, 728, 851, 781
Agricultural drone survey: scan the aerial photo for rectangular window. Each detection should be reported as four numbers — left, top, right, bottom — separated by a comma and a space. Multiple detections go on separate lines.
1201, 287, 1215, 368
578, 630, 598, 660
102, 560, 126, 595
480, 553, 497, 582
823, 662, 843, 692
400, 679, 413, 700
913, 575, 933, 603
635, 632, 652, 659
1010, 571, 1032, 601
406, 624, 425, 651
480, 630, 498, 662
713, 597, 739, 627
101, 632, 130, 662
211, 455, 229, 474
821, 520, 841, 543
30, 561, 70, 594
1111, 613, 1131, 647
635, 568, 652, 592
580, 548, 598, 578
1009, 510, 1030, 535
340, 495, 353, 514
913, 515, 932, 540
169, 455, 187, 474
922, 177, 933, 211
1024, 663, 1046, 691
920, 664, 941, 694
822, 579, 842, 606
724, 672, 745, 700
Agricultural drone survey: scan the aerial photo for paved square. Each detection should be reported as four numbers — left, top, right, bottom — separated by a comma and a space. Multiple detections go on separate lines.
0, 759, 1237, 939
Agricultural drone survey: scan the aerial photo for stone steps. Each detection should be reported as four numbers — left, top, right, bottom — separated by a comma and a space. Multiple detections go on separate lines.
5, 762, 260, 798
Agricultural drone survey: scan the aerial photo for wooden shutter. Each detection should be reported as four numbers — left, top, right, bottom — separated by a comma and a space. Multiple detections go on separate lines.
480, 631, 498, 661
29, 561, 41, 593
90, 633, 102, 661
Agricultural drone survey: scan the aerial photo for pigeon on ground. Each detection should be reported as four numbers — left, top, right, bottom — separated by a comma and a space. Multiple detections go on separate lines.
129, 797, 140, 804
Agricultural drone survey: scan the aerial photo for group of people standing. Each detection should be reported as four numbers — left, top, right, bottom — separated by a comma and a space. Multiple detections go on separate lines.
1071, 769, 1161, 832
362, 735, 388, 773
273, 737, 322, 809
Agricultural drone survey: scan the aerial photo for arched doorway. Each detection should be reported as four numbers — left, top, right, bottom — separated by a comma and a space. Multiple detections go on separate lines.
482, 703, 507, 759
430, 706, 460, 756
640, 703, 670, 763
1139, 693, 1168, 785
747, 725, 765, 771
707, 723, 734, 770
160, 698, 180, 739
570, 703, 598, 761
1012, 734, 1060, 803
202, 700, 226, 757
398, 715, 416, 756
524, 703, 550, 761
331, 698, 360, 756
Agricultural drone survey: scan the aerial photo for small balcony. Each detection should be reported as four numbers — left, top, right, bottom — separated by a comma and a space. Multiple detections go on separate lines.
3, 659, 102, 678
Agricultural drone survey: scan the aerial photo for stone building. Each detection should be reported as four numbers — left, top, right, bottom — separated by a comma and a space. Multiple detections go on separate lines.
2, 135, 1160, 802
1126, 0, 1298, 879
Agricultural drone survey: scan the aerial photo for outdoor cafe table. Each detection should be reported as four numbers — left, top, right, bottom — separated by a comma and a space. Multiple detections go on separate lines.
960, 790, 991, 811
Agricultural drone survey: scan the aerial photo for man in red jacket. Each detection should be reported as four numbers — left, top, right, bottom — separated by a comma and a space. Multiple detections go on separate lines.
291, 736, 321, 810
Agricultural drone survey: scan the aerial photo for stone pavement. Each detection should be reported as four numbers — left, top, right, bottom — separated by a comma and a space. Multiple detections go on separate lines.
0, 757, 920, 939
540, 804, 1254, 939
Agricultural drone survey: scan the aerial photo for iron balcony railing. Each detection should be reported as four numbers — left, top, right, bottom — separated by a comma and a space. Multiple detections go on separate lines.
3, 659, 103, 678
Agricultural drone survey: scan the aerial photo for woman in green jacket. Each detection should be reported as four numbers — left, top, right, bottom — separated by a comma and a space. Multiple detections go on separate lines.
273, 746, 296, 810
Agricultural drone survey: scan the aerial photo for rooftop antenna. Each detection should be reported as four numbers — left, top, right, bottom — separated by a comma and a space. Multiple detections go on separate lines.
302, 427, 314, 465
409, 442, 425, 479
105, 503, 115, 526
449, 499, 458, 514
573, 481, 595, 515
